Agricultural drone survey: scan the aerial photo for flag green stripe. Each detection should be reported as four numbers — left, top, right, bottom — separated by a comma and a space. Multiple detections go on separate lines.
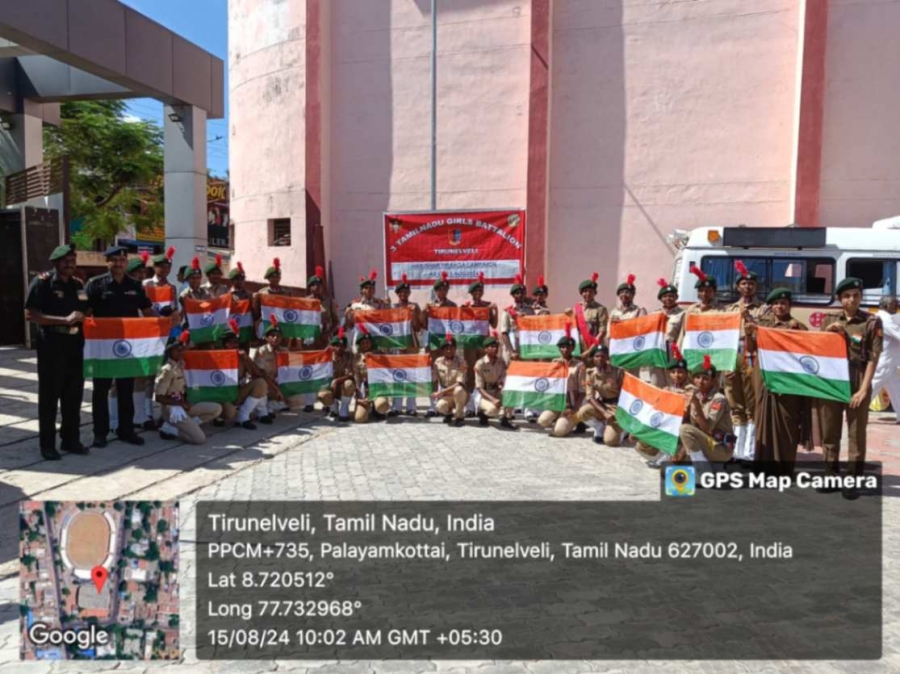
84, 356, 165, 379
520, 344, 581, 360
684, 348, 738, 372
267, 323, 320, 340
616, 410, 679, 455
369, 381, 432, 398
372, 335, 413, 350
280, 378, 331, 397
761, 370, 851, 404
610, 349, 668, 370
428, 334, 485, 350
501, 390, 566, 412
190, 325, 226, 345
188, 385, 238, 403
239, 327, 253, 343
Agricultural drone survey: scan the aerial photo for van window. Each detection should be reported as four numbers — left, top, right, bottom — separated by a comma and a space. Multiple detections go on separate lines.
700, 256, 834, 304
846, 259, 895, 295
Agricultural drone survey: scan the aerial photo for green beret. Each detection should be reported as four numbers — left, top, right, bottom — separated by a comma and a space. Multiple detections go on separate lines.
308, 266, 325, 287
510, 283, 526, 295
657, 282, 678, 300
616, 283, 635, 294
204, 262, 222, 274
126, 258, 146, 273
766, 287, 792, 304
584, 344, 608, 358
183, 266, 202, 280
691, 359, 717, 377
152, 253, 172, 265
578, 279, 598, 292
483, 335, 499, 347
835, 277, 863, 296
433, 277, 450, 290
264, 323, 282, 336
331, 333, 348, 346
442, 335, 457, 347
694, 276, 717, 290
557, 336, 576, 348
229, 267, 245, 280
356, 330, 372, 343
265, 262, 282, 279
467, 280, 484, 293
177, 265, 188, 277
165, 335, 187, 354
667, 355, 688, 371
395, 280, 411, 292
49, 244, 76, 262
360, 278, 376, 289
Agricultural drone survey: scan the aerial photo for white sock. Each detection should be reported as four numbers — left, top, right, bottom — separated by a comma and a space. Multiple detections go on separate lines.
144, 395, 154, 418
406, 397, 416, 413
302, 393, 315, 407
586, 418, 605, 438
524, 408, 538, 420
256, 397, 269, 415
465, 397, 476, 413
733, 425, 746, 460
339, 397, 351, 417
160, 421, 178, 436
133, 392, 147, 424
392, 397, 402, 411
330, 401, 339, 415
237, 396, 261, 423
745, 423, 756, 461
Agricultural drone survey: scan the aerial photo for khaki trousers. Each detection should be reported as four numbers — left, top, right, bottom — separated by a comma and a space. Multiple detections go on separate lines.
318, 379, 356, 407
679, 424, 733, 462
222, 379, 268, 423
353, 396, 391, 422
176, 402, 223, 445
819, 366, 869, 475
723, 362, 755, 425
575, 403, 623, 446
435, 387, 469, 419
477, 390, 513, 419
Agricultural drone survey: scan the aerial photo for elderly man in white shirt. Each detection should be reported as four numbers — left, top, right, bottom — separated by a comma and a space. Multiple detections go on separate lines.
873, 295, 900, 423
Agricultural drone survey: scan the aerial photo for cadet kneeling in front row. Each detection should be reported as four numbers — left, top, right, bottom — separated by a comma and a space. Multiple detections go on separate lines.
318, 328, 356, 421
678, 355, 735, 475
537, 327, 586, 437
473, 332, 516, 429
432, 334, 469, 427
576, 344, 624, 446
353, 326, 391, 422
219, 320, 270, 429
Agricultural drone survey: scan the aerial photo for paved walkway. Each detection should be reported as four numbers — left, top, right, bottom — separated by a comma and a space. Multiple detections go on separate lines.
0, 347, 898, 673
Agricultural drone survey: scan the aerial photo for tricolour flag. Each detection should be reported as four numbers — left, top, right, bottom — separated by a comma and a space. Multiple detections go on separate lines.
367, 353, 432, 398
427, 306, 491, 349
609, 313, 668, 369
276, 350, 333, 397
354, 308, 413, 350
184, 350, 239, 403
615, 373, 686, 455
83, 318, 169, 379
502, 361, 568, 412
757, 327, 851, 403
683, 312, 741, 372
232, 299, 253, 343
183, 293, 232, 344
145, 285, 175, 314
260, 295, 321, 340
516, 315, 581, 359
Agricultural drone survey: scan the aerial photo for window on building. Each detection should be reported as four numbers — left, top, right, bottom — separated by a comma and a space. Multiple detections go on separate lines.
700, 256, 835, 304
846, 259, 896, 295
269, 218, 291, 247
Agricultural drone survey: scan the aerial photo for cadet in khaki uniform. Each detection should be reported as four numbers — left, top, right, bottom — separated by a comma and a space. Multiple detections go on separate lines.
352, 327, 391, 422
218, 321, 269, 430
818, 277, 883, 499
576, 345, 624, 445
346, 270, 389, 329
609, 274, 648, 379
154, 334, 223, 444
254, 258, 296, 347
179, 258, 210, 311
202, 254, 231, 297
463, 272, 499, 417
538, 329, 586, 437
499, 274, 534, 364
473, 333, 515, 429
228, 262, 253, 350
571, 272, 609, 349
531, 276, 551, 315
677, 266, 722, 345
318, 328, 356, 421
124, 253, 158, 430
252, 318, 295, 418
724, 260, 765, 463
679, 355, 735, 475
643, 345, 696, 468
390, 274, 423, 416
422, 272, 457, 417
307, 265, 340, 350
649, 278, 685, 387
432, 334, 469, 426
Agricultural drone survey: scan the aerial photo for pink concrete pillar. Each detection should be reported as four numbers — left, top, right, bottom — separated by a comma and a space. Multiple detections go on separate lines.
526, 0, 550, 283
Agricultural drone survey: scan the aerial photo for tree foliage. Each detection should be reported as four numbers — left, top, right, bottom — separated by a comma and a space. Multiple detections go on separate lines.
43, 101, 164, 247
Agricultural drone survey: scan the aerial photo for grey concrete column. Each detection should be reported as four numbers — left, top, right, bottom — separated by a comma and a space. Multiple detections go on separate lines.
164, 104, 207, 277
0, 110, 43, 176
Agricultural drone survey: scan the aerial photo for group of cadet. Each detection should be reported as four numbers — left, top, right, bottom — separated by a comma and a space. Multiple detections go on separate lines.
26, 243, 892, 498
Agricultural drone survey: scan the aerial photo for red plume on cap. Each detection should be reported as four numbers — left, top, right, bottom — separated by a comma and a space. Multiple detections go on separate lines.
228, 318, 239, 334
140, 251, 150, 265
671, 344, 684, 361
514, 273, 523, 285
401, 273, 408, 284
690, 265, 708, 282
237, 261, 244, 273
273, 257, 281, 270
445, 332, 453, 343
537, 274, 545, 286
270, 314, 278, 327
657, 277, 669, 288
165, 246, 176, 261
191, 256, 200, 270
370, 269, 378, 281
179, 330, 190, 345
337, 326, 345, 339
315, 265, 324, 278
703, 354, 713, 371
215, 253, 222, 267
735, 260, 749, 276
358, 324, 369, 335
359, 275, 366, 283
441, 270, 449, 283
491, 330, 499, 338
478, 271, 485, 284
626, 273, 635, 285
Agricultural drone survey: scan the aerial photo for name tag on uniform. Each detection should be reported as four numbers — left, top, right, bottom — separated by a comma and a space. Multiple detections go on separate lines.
77, 291, 88, 301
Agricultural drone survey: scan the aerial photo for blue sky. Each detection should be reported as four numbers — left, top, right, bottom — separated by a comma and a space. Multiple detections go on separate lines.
119, 0, 229, 177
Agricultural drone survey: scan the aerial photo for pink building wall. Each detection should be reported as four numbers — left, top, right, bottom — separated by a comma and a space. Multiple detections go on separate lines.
230, 0, 900, 310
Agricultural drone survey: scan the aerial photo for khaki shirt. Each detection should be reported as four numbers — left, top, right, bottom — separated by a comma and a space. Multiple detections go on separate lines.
690, 389, 733, 436
319, 295, 341, 335
333, 350, 354, 379
552, 357, 585, 395
474, 356, 506, 392
660, 306, 686, 344
434, 354, 466, 388
155, 359, 187, 412
179, 287, 210, 316
253, 343, 281, 379
609, 304, 646, 323
203, 282, 231, 298
727, 298, 764, 353
258, 286, 292, 297
822, 310, 884, 366
585, 365, 623, 402
532, 303, 551, 316
500, 302, 534, 335
231, 287, 253, 301
143, 277, 172, 289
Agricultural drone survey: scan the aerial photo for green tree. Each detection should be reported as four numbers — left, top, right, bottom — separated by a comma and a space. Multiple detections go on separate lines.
43, 101, 164, 247
20, 554, 35, 570
61, 587, 71, 596
157, 519, 168, 534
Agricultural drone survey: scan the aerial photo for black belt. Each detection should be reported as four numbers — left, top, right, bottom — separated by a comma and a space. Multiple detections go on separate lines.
601, 397, 618, 404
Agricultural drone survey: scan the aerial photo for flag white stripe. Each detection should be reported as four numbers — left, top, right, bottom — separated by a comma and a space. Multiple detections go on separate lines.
185, 307, 229, 329
504, 374, 567, 395
184, 367, 239, 389
518, 328, 581, 346
236, 312, 253, 327
354, 321, 412, 337
368, 366, 432, 384
683, 328, 740, 351
261, 306, 320, 325
609, 330, 666, 356
84, 336, 166, 361
617, 388, 682, 438
278, 361, 333, 382
427, 317, 490, 335
757, 349, 849, 382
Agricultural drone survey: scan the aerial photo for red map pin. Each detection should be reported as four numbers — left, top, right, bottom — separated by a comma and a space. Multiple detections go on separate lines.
91, 566, 108, 593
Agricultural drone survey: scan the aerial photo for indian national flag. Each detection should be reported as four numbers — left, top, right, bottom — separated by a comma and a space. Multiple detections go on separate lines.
615, 374, 686, 455
232, 299, 253, 343
609, 313, 668, 369
757, 327, 851, 403
367, 353, 432, 397
502, 361, 568, 412
183, 293, 232, 344
683, 312, 741, 372
184, 350, 239, 403
354, 308, 413, 350
260, 295, 321, 340
277, 350, 333, 397
516, 315, 581, 359
427, 306, 491, 349
145, 285, 175, 314
83, 318, 169, 379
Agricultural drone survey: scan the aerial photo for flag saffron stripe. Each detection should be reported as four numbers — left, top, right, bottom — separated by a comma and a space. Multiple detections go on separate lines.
684, 313, 743, 331
428, 306, 492, 321
367, 354, 431, 369
183, 293, 232, 314
355, 308, 413, 323
757, 327, 847, 359
621, 373, 687, 417
505, 361, 569, 378
516, 315, 575, 330
184, 350, 240, 370
84, 318, 170, 340
609, 313, 667, 339
259, 295, 321, 311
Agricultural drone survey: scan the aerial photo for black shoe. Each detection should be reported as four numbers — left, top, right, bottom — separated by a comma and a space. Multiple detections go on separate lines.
338, 415, 351, 422
425, 410, 437, 418
240, 420, 257, 430
406, 409, 418, 417
443, 414, 453, 424
388, 409, 401, 417
372, 411, 386, 421
592, 435, 603, 444
574, 422, 587, 434
117, 433, 145, 446
465, 409, 475, 418
213, 418, 226, 427
478, 412, 489, 426
61, 443, 89, 455
327, 409, 337, 418
92, 436, 108, 449
453, 418, 464, 427
159, 430, 177, 441
40, 447, 62, 461
499, 417, 516, 430
142, 419, 158, 431
303, 405, 315, 413
527, 417, 537, 424
817, 485, 840, 494
842, 486, 860, 501
259, 415, 274, 425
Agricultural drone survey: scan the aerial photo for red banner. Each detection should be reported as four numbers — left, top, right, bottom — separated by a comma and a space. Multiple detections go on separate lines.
384, 210, 525, 287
